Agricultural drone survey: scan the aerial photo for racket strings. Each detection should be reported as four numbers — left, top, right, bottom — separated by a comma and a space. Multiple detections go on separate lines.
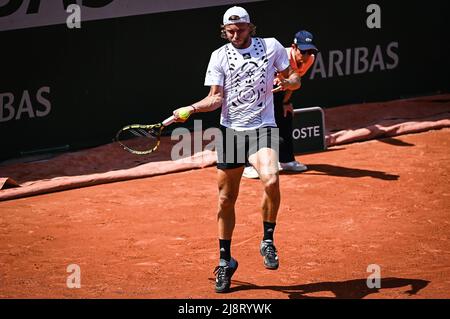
117, 125, 163, 154
129, 128, 157, 138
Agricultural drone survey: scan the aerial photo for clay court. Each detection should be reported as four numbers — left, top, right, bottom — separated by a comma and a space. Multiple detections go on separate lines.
1, 125, 449, 299
0, 0, 448, 303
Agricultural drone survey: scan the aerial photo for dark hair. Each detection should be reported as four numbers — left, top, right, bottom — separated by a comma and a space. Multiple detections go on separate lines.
220, 23, 257, 39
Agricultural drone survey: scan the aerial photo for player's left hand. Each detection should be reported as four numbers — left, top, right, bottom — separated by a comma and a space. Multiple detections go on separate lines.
283, 103, 294, 117
272, 79, 290, 93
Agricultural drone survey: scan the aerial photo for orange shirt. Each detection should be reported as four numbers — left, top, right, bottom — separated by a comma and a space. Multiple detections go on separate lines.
275, 47, 315, 103
287, 47, 315, 77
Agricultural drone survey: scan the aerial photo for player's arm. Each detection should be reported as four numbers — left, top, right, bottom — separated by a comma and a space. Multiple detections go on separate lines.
173, 85, 224, 122
281, 90, 294, 117
272, 66, 301, 93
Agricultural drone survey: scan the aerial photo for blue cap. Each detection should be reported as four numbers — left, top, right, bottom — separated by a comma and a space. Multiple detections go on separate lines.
293, 30, 317, 51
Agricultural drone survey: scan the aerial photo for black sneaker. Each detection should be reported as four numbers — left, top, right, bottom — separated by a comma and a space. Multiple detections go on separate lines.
260, 240, 279, 269
213, 258, 238, 293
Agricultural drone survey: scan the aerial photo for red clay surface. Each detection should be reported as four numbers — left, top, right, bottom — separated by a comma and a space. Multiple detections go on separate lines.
1, 128, 449, 299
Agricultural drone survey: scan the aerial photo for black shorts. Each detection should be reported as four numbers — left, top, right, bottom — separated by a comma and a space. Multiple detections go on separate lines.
216, 125, 279, 170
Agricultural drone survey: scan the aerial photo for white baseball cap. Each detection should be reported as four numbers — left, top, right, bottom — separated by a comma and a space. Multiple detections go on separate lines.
223, 6, 251, 25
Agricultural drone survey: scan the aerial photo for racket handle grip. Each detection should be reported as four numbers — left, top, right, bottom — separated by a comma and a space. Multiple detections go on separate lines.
162, 115, 175, 126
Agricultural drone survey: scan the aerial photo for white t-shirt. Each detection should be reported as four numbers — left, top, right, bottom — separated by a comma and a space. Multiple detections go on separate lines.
204, 37, 290, 131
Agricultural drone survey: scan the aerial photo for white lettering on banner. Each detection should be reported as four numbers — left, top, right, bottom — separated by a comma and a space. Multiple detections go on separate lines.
0, 92, 14, 122
36, 86, 51, 117
354, 47, 369, 74
16, 90, 34, 120
328, 50, 344, 77
386, 42, 399, 69
310, 54, 327, 79
310, 42, 399, 79
0, 0, 265, 32
292, 126, 321, 140
0, 86, 51, 122
345, 48, 352, 75
370, 45, 385, 71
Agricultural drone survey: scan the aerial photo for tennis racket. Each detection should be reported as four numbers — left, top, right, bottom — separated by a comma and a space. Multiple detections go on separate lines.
115, 115, 176, 155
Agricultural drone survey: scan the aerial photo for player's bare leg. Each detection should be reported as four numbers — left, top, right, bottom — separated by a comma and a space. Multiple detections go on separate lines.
217, 166, 243, 239
249, 147, 281, 269
249, 147, 280, 222
214, 166, 242, 292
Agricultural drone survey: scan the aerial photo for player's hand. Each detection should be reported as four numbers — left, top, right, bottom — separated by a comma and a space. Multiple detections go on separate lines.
272, 79, 290, 93
173, 106, 194, 122
273, 77, 282, 87
283, 103, 294, 117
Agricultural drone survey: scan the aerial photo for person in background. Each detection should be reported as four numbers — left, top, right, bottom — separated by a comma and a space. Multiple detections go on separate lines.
243, 30, 318, 179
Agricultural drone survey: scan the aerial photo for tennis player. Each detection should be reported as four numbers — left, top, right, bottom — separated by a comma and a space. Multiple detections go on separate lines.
172, 6, 300, 293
